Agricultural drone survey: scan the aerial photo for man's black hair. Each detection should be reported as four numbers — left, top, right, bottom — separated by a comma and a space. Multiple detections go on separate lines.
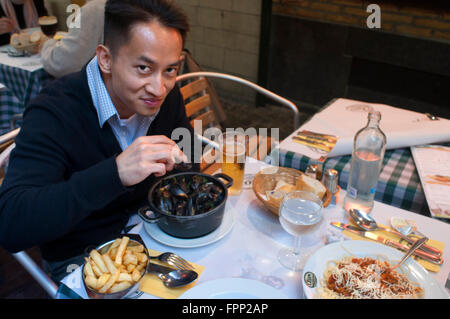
104, 0, 189, 55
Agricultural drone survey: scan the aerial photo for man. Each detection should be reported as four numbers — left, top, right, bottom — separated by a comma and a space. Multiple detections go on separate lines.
0, 0, 197, 283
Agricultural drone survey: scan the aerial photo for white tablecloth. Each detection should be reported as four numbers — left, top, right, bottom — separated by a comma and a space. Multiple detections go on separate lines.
62, 158, 450, 299
279, 98, 450, 159
0, 45, 43, 72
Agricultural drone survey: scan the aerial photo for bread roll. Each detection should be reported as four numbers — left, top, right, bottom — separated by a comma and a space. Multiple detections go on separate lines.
296, 174, 326, 199
30, 31, 42, 43
18, 33, 30, 46
266, 180, 296, 207
10, 33, 20, 46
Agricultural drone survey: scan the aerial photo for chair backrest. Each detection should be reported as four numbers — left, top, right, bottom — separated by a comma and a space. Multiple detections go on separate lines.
179, 77, 220, 133
177, 72, 290, 173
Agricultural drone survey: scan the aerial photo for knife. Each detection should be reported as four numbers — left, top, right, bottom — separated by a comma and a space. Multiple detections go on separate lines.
331, 222, 443, 265
345, 223, 442, 258
371, 224, 442, 257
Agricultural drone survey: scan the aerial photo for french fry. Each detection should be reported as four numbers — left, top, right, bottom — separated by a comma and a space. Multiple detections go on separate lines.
109, 247, 118, 260
126, 244, 144, 253
136, 263, 145, 272
118, 272, 132, 282
114, 236, 129, 266
111, 238, 122, 249
126, 264, 136, 273
83, 259, 95, 278
90, 260, 104, 277
123, 252, 138, 266
102, 254, 118, 274
84, 275, 97, 289
99, 270, 120, 293
95, 273, 111, 290
109, 281, 132, 294
131, 268, 141, 282
90, 249, 108, 273
137, 253, 148, 264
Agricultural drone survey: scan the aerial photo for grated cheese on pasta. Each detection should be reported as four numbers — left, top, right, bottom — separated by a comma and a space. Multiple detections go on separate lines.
316, 256, 424, 299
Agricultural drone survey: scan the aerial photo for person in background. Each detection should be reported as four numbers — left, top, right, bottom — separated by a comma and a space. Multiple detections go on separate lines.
0, 0, 47, 45
40, 0, 105, 78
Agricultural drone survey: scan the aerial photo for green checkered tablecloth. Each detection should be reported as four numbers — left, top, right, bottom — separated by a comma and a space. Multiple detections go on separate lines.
0, 62, 53, 134
0, 87, 22, 134
278, 147, 428, 215
0, 64, 52, 109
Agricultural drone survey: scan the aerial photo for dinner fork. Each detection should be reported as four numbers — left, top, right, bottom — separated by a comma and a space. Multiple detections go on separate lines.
149, 252, 195, 271
382, 237, 428, 274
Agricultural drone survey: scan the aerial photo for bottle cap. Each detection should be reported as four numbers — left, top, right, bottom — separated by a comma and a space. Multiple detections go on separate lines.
322, 169, 338, 194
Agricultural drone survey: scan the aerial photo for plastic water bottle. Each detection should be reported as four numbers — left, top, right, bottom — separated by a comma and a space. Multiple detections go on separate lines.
344, 111, 386, 214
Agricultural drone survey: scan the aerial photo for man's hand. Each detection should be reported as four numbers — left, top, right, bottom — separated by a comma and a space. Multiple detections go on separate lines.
0, 18, 14, 35
115, 135, 188, 187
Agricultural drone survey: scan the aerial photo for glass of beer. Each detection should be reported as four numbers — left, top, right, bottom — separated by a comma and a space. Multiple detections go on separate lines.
218, 131, 247, 196
38, 16, 58, 38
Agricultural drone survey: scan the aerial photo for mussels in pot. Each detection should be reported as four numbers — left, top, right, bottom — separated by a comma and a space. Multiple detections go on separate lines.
139, 172, 233, 238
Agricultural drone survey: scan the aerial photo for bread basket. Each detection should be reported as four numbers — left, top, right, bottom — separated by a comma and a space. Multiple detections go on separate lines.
252, 166, 331, 215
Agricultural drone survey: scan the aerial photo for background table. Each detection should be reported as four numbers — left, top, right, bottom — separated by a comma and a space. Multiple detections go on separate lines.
277, 98, 450, 217
279, 147, 427, 215
61, 158, 450, 299
0, 85, 22, 134
0, 45, 53, 134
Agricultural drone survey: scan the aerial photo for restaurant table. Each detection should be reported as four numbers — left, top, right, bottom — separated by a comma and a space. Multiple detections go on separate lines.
61, 158, 450, 299
0, 84, 22, 134
276, 98, 450, 217
279, 146, 428, 215
0, 44, 53, 132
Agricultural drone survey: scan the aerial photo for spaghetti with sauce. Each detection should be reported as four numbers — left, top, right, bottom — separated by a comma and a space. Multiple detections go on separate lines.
316, 256, 424, 299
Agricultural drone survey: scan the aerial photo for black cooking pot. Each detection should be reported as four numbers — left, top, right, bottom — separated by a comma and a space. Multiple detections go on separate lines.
138, 172, 233, 238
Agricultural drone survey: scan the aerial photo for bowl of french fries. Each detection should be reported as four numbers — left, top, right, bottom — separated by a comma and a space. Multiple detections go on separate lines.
82, 236, 148, 299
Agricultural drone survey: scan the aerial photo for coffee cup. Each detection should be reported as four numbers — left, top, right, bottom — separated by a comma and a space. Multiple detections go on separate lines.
38, 16, 58, 37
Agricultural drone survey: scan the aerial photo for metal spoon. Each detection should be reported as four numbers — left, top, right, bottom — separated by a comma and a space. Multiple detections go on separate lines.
348, 208, 441, 257
147, 264, 198, 288
383, 237, 428, 273
390, 217, 427, 238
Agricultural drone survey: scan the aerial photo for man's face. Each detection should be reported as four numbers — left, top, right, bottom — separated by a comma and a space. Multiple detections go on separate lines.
104, 20, 183, 118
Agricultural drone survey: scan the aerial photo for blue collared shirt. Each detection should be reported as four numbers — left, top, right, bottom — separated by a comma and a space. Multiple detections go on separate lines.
86, 56, 158, 151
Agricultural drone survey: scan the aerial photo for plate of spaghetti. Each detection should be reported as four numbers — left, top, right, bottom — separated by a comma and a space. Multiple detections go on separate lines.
302, 240, 449, 299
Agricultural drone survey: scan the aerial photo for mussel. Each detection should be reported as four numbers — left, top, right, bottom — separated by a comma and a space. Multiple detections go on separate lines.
153, 174, 224, 217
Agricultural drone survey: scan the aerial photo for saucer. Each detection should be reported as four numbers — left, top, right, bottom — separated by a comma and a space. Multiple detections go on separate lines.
143, 206, 235, 248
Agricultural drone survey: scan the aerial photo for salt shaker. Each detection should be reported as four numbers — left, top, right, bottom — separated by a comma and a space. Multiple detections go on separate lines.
322, 168, 339, 205
305, 164, 322, 180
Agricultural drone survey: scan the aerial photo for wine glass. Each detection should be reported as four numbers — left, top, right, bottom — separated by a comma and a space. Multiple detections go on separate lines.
278, 190, 323, 271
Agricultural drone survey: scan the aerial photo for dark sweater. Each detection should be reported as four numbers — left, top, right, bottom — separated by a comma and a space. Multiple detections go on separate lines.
0, 67, 198, 261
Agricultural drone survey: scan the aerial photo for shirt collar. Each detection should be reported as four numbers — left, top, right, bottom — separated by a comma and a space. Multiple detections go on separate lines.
86, 56, 119, 128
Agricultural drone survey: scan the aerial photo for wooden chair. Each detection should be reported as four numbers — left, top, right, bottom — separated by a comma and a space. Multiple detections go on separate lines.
176, 71, 300, 174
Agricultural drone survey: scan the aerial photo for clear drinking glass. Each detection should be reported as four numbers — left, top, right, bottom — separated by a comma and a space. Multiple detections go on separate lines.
218, 131, 247, 196
278, 190, 323, 271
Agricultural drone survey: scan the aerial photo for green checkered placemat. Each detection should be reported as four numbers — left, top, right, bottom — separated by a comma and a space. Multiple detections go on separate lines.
278, 147, 427, 215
